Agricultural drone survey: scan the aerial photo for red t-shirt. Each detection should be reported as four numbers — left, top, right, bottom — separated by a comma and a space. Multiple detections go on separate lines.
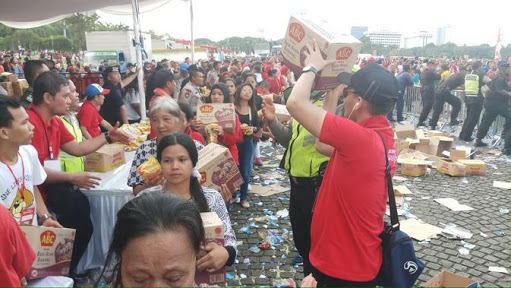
27, 105, 75, 199
0, 206, 35, 287
310, 113, 397, 281
77, 100, 104, 138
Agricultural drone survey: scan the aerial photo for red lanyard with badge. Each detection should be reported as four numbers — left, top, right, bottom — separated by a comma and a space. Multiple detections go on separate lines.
0, 153, 35, 224
30, 107, 62, 171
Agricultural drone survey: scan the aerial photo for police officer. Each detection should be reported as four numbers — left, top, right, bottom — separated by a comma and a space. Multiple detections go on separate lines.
459, 61, 491, 141
475, 62, 511, 147
418, 61, 441, 127
430, 65, 468, 130
262, 89, 329, 277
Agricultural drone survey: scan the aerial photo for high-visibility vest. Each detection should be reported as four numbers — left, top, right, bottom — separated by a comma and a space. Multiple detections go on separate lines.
284, 99, 330, 177
59, 114, 84, 172
464, 72, 480, 95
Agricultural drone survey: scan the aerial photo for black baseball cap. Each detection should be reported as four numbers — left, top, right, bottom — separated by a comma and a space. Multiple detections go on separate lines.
337, 63, 398, 105
498, 61, 510, 68
104, 66, 120, 75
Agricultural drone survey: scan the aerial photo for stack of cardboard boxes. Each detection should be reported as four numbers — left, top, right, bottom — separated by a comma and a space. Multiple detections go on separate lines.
0, 72, 28, 98
395, 125, 486, 177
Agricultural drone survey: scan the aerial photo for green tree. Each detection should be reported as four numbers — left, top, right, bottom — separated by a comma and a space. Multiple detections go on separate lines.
63, 13, 100, 51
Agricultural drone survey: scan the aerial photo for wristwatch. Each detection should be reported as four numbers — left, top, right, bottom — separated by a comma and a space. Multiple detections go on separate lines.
302, 66, 318, 75
104, 132, 113, 144
38, 213, 52, 225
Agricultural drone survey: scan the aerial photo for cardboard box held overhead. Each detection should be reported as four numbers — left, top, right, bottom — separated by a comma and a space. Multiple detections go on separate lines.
84, 144, 126, 172
20, 226, 76, 280
197, 143, 244, 194
195, 212, 226, 285
281, 15, 362, 91
197, 103, 236, 134
423, 270, 479, 287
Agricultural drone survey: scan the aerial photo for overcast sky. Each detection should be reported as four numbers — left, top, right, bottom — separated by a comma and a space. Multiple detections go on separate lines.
98, 0, 509, 46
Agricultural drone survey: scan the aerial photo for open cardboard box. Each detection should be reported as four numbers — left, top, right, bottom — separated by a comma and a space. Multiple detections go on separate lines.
423, 270, 479, 287
437, 159, 467, 177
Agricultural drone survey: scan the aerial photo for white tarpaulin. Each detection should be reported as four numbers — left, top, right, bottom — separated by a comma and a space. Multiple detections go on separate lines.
0, 0, 172, 28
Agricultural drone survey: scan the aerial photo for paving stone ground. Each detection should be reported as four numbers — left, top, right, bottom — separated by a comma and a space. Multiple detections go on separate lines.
226, 141, 511, 287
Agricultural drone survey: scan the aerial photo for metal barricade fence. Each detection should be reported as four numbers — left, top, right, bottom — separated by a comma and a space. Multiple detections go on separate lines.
403, 85, 506, 137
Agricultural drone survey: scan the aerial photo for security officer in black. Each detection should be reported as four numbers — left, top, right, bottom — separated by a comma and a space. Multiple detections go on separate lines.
475, 62, 511, 147
459, 61, 490, 141
418, 60, 441, 127
430, 65, 467, 130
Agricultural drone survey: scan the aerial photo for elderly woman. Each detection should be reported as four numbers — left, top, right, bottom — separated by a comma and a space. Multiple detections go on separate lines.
127, 97, 203, 195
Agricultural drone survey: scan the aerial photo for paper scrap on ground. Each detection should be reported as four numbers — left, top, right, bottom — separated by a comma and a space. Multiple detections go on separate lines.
395, 185, 413, 195
275, 154, 283, 160
260, 173, 284, 180
434, 198, 474, 211
488, 267, 509, 274
393, 176, 408, 182
386, 207, 405, 216
493, 181, 511, 190
442, 224, 473, 239
399, 219, 443, 241
250, 184, 289, 197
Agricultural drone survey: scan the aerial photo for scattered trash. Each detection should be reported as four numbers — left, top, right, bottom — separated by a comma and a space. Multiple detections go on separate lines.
458, 247, 470, 256
240, 274, 247, 279
249, 246, 261, 253
461, 178, 469, 184
276, 209, 289, 218
421, 196, 432, 200
494, 180, 511, 190
243, 258, 251, 264
400, 219, 443, 241
435, 198, 474, 211
239, 226, 253, 235
461, 241, 476, 250
492, 229, 505, 236
226, 273, 235, 281
441, 223, 473, 239
488, 267, 509, 274
402, 211, 418, 219
418, 239, 431, 245
499, 208, 509, 214
273, 278, 296, 287
259, 275, 267, 279
480, 232, 488, 238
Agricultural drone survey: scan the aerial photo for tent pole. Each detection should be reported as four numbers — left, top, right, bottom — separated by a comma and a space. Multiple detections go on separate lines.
131, 0, 147, 120
190, 0, 194, 63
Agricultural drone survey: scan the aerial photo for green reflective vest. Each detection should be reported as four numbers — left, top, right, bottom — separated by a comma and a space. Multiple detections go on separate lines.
59, 114, 84, 172
464, 72, 479, 95
284, 99, 330, 177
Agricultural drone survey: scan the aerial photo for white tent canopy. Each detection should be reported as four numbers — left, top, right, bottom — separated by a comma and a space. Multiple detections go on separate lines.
0, 0, 192, 119
0, 0, 171, 28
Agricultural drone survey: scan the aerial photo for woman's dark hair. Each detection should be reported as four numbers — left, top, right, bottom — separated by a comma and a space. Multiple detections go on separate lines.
223, 78, 237, 95
234, 83, 256, 112
23, 60, 48, 86
242, 72, 255, 83
32, 71, 68, 105
205, 82, 230, 103
156, 133, 209, 212
98, 192, 205, 287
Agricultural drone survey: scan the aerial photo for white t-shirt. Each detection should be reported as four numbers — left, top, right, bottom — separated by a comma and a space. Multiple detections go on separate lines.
124, 88, 141, 121
0, 145, 47, 226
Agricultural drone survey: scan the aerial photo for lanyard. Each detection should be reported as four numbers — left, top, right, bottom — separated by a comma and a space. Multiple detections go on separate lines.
0, 152, 25, 191
30, 107, 54, 159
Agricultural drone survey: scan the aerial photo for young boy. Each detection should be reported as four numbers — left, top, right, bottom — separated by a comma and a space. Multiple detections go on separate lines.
77, 83, 114, 139
0, 95, 61, 228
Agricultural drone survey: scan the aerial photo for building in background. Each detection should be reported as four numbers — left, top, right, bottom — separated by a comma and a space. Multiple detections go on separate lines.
365, 30, 401, 47
436, 26, 452, 45
403, 31, 434, 48
351, 26, 368, 40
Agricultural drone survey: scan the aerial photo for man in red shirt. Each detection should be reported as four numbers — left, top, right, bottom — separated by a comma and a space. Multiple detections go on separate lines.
28, 71, 129, 273
78, 84, 114, 139
287, 41, 398, 286
0, 205, 35, 287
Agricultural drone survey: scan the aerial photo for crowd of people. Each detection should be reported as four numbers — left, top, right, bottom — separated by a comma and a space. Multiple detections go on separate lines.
1, 41, 510, 287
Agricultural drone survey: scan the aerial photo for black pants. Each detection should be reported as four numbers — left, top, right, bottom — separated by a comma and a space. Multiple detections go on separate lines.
289, 175, 322, 276
418, 87, 434, 124
430, 90, 461, 128
459, 96, 484, 140
45, 183, 93, 274
476, 100, 509, 141
312, 265, 378, 287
